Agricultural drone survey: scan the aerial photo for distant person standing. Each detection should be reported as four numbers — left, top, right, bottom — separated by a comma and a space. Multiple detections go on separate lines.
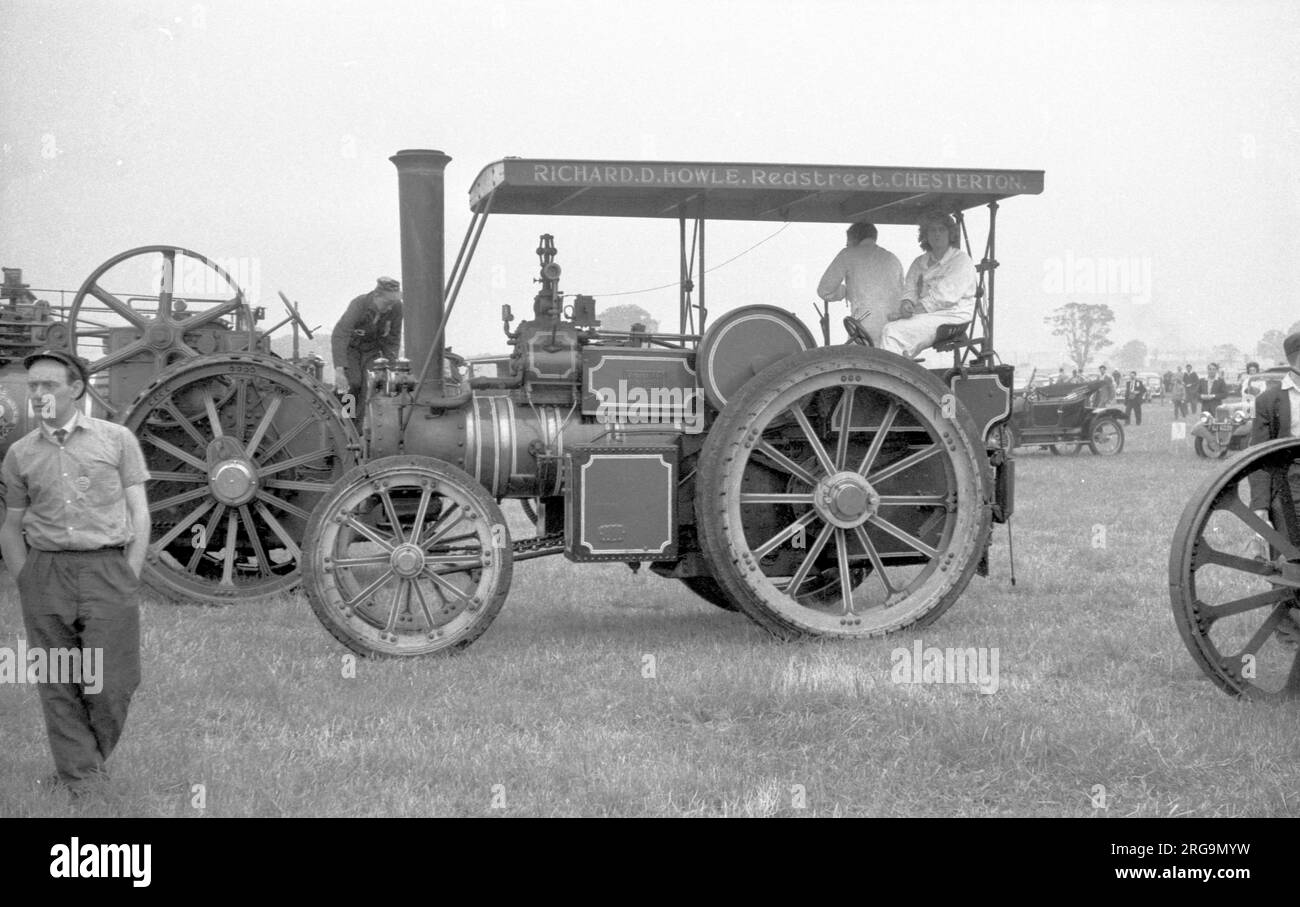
817, 222, 904, 346
1070, 368, 1081, 383
1053, 367, 1067, 385
1122, 371, 1147, 425
1162, 369, 1175, 397
1182, 364, 1200, 414
333, 277, 403, 428
1199, 362, 1228, 412
1171, 376, 1187, 418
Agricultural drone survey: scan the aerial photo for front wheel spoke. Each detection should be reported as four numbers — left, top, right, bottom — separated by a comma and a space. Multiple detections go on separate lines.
420, 504, 465, 549
867, 443, 941, 486
150, 485, 212, 513
786, 521, 835, 595
853, 525, 899, 597
255, 491, 311, 523
411, 581, 437, 627
753, 441, 821, 486
341, 515, 397, 551
422, 568, 473, 602
834, 386, 855, 470
789, 405, 836, 477
856, 401, 899, 477
408, 487, 433, 545
867, 514, 939, 559
152, 499, 214, 550
259, 447, 334, 476
877, 494, 949, 507
1201, 587, 1296, 624
341, 569, 397, 609
239, 505, 270, 577
753, 510, 818, 559
835, 529, 855, 614
424, 552, 484, 569
142, 432, 208, 471
1224, 498, 1300, 560
378, 488, 404, 539
330, 554, 392, 569
254, 501, 300, 560
738, 492, 816, 505
263, 479, 335, 494
381, 580, 407, 634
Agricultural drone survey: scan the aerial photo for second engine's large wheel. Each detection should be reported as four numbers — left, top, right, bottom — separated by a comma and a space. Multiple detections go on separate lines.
302, 456, 513, 657
1169, 437, 1300, 699
124, 352, 359, 603
696, 346, 992, 640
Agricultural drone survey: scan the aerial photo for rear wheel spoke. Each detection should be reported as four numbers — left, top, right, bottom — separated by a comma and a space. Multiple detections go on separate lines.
867, 514, 939, 559
789, 405, 836, 477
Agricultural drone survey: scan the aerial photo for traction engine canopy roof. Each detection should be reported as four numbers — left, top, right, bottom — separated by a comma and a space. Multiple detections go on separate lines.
469, 158, 1044, 223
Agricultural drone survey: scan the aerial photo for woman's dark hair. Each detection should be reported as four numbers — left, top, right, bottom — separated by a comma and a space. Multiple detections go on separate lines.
917, 211, 961, 252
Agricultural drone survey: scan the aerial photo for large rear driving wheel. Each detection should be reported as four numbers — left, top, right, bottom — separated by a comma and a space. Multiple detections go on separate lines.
696, 347, 992, 640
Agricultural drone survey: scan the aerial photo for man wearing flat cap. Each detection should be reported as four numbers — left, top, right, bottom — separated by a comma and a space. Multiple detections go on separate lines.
0, 350, 151, 796
1248, 332, 1300, 622
333, 277, 403, 429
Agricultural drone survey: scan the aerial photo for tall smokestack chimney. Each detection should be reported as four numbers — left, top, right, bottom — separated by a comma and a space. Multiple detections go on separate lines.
390, 149, 451, 393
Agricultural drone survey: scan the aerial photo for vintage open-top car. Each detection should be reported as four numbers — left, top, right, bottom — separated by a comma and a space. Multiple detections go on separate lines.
1006, 373, 1125, 455
1191, 367, 1287, 458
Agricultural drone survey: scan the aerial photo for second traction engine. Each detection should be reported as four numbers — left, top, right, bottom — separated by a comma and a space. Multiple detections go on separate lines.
364, 234, 696, 563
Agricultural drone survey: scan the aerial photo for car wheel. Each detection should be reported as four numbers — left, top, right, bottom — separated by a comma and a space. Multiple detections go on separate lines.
1088, 416, 1125, 455
1194, 435, 1229, 460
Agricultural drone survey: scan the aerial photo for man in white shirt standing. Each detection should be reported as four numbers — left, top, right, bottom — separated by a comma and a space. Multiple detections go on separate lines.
880, 212, 978, 358
816, 222, 904, 347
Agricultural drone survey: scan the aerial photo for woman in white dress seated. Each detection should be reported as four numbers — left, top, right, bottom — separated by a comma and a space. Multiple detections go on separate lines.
879, 211, 977, 358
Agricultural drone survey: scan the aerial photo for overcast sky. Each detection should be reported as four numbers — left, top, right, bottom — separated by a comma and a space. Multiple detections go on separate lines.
3, 0, 1297, 368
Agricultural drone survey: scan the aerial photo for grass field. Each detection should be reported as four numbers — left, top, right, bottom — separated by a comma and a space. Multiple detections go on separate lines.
2, 399, 1298, 817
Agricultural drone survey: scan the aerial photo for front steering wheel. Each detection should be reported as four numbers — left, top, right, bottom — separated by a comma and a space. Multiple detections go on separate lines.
843, 316, 873, 347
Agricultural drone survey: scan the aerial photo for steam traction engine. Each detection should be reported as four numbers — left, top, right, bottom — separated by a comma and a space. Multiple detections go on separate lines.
301, 150, 1043, 657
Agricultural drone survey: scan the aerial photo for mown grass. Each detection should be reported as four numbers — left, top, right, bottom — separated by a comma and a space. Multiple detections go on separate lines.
2, 401, 1298, 817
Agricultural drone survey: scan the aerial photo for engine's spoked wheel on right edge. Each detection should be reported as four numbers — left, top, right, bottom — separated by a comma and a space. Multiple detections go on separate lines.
1169, 437, 1300, 699
303, 455, 513, 657
696, 346, 992, 640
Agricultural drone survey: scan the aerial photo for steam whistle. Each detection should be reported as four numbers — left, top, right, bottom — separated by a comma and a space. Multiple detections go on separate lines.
533, 234, 562, 319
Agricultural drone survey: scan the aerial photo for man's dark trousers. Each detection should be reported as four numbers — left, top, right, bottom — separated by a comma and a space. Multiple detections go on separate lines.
19, 549, 141, 783
1124, 399, 1143, 425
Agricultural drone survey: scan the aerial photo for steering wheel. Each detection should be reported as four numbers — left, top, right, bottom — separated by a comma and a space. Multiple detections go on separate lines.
843, 316, 873, 347
278, 290, 315, 339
